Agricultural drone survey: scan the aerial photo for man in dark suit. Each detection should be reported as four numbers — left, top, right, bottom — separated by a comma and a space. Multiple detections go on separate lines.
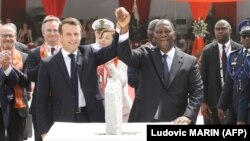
118, 18, 203, 124
36, 8, 130, 139
25, 15, 61, 141
200, 19, 242, 124
0, 57, 18, 141
0, 23, 30, 141
218, 19, 250, 125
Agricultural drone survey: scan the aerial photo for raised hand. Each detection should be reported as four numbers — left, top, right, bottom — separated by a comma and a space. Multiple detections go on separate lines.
115, 7, 130, 34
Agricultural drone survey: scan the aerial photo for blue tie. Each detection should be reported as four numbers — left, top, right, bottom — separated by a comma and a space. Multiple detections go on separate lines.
68, 54, 79, 110
163, 54, 169, 85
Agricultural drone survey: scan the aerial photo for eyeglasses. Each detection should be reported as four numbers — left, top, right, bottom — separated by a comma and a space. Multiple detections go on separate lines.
242, 35, 250, 39
0, 34, 15, 38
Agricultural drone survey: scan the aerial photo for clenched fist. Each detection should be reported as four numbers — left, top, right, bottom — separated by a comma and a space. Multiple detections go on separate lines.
115, 7, 130, 34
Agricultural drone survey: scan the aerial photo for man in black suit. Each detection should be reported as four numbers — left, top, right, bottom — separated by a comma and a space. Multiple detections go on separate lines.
25, 15, 61, 141
0, 23, 30, 141
118, 17, 203, 124
36, 7, 130, 139
200, 19, 242, 124
0, 57, 18, 141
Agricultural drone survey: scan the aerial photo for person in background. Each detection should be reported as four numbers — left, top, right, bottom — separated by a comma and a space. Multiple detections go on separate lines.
200, 19, 241, 124
18, 23, 33, 45
25, 15, 61, 141
127, 19, 159, 92
0, 22, 19, 141
85, 20, 95, 44
0, 23, 30, 141
91, 18, 115, 50
36, 7, 130, 139
98, 28, 132, 122
218, 19, 250, 125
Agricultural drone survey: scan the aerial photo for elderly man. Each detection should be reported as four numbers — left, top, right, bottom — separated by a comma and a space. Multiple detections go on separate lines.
0, 23, 30, 141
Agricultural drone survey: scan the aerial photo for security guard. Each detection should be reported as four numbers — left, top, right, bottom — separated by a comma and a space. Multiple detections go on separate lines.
218, 19, 250, 125
91, 18, 114, 50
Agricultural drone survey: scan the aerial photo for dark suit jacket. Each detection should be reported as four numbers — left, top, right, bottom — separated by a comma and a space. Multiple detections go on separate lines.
25, 47, 42, 114
11, 51, 30, 118
0, 69, 18, 129
117, 40, 204, 123
36, 33, 118, 135
200, 41, 242, 108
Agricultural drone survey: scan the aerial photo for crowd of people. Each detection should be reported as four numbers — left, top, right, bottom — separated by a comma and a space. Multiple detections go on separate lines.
0, 6, 250, 141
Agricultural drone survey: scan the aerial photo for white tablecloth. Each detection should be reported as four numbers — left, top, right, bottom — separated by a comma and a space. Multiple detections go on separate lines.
44, 122, 171, 141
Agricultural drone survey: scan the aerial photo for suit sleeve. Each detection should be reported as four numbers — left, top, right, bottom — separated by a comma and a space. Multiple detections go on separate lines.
217, 71, 233, 109
25, 51, 40, 82
95, 32, 119, 66
127, 66, 140, 88
184, 58, 204, 123
36, 60, 51, 135
200, 49, 209, 103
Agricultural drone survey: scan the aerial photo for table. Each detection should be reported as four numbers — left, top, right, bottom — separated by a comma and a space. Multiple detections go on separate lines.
44, 122, 171, 141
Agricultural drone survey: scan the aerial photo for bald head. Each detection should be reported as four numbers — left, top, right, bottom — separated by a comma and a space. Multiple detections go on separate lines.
215, 19, 231, 30
214, 19, 232, 44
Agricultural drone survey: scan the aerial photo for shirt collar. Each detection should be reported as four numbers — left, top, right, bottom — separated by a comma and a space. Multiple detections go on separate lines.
218, 40, 230, 48
160, 47, 175, 59
61, 48, 78, 58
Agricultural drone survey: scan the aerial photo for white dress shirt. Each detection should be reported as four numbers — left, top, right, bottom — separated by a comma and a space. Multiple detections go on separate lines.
61, 48, 86, 108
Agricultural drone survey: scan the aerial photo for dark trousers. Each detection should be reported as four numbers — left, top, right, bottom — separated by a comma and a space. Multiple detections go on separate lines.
7, 108, 25, 141
204, 108, 221, 125
74, 107, 89, 123
32, 114, 42, 141
0, 109, 6, 141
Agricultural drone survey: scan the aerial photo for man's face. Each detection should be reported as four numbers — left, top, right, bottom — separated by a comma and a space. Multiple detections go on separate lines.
42, 21, 60, 46
0, 26, 16, 51
154, 20, 175, 52
240, 34, 250, 49
59, 24, 81, 53
214, 22, 231, 44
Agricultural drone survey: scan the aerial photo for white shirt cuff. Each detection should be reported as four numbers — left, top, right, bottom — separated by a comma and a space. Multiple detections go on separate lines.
4, 66, 12, 76
116, 28, 129, 43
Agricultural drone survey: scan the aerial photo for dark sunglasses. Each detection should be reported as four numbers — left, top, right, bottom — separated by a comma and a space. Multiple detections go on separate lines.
242, 35, 250, 39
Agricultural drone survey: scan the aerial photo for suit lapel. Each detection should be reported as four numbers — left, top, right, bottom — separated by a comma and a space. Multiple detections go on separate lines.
151, 48, 166, 86
77, 49, 84, 84
167, 48, 183, 88
56, 50, 72, 89
212, 43, 221, 84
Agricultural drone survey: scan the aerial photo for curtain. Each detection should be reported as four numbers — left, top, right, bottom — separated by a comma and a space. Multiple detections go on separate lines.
119, 0, 134, 14
136, 0, 151, 24
42, 0, 66, 17
2, 0, 26, 23
189, 2, 211, 57
213, 2, 237, 28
